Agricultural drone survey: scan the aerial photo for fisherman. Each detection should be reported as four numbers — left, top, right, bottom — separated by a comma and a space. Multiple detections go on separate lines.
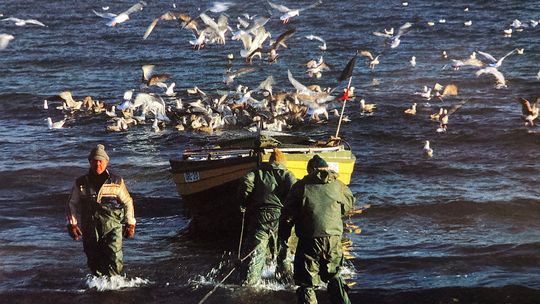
238, 148, 297, 286
65, 144, 136, 277
279, 155, 355, 304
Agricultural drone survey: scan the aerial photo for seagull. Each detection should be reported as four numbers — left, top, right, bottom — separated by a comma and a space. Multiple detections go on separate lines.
404, 103, 416, 115
537, 70, 540, 80
143, 11, 192, 39
106, 118, 129, 132
438, 109, 448, 132
141, 65, 171, 87
267, 0, 323, 24
1, 17, 46, 27
199, 13, 230, 45
519, 97, 539, 127
476, 67, 506, 89
223, 67, 256, 85
464, 20, 472, 27
423, 140, 433, 158
239, 27, 270, 64
430, 107, 444, 121
0, 34, 14, 50
43, 99, 49, 110
267, 28, 296, 63
305, 56, 330, 78
47, 117, 66, 129
516, 48, 524, 55
305, 34, 326, 51
359, 99, 376, 113
373, 21, 413, 48
477, 49, 516, 68
93, 1, 147, 27
59, 91, 83, 110
358, 50, 381, 71
105, 105, 117, 117
410, 56, 416, 67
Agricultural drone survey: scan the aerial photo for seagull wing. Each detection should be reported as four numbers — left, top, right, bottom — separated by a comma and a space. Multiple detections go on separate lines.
447, 99, 468, 116
519, 98, 533, 115
208, 2, 234, 13
287, 70, 312, 94
396, 22, 413, 38
93, 10, 117, 19
25, 19, 46, 26
497, 48, 516, 66
477, 50, 497, 64
373, 31, 392, 38
200, 13, 219, 31
298, 0, 323, 12
476, 67, 506, 85
141, 64, 155, 81
442, 84, 458, 97
271, 28, 296, 50
122, 1, 147, 16
257, 75, 274, 94
358, 50, 374, 60
143, 18, 160, 39
268, 1, 291, 13
305, 34, 325, 44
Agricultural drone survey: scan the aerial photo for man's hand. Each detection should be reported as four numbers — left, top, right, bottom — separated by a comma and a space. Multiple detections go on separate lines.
124, 224, 135, 239
67, 224, 82, 240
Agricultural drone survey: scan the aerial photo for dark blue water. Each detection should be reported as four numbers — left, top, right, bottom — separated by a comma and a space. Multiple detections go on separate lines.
1, 0, 539, 303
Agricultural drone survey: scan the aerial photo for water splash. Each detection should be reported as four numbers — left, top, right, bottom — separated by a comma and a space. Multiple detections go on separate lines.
85, 275, 151, 291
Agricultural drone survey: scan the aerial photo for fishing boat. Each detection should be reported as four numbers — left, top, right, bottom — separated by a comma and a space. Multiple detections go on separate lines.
169, 132, 356, 239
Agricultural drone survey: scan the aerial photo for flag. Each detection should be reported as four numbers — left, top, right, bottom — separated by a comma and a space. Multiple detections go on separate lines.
339, 88, 349, 101
337, 53, 358, 82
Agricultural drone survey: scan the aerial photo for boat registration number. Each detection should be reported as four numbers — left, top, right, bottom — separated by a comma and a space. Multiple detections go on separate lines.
184, 171, 200, 183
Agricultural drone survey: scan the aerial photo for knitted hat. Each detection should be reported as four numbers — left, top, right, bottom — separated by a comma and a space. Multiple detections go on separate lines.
307, 155, 328, 171
269, 148, 286, 164
88, 144, 109, 161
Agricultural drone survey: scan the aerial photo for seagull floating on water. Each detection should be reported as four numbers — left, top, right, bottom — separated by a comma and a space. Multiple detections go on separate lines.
0, 34, 14, 50
47, 117, 66, 129
404, 103, 417, 115
423, 140, 433, 158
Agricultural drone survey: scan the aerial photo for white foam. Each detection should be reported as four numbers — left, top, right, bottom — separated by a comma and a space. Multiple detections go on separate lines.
85, 274, 151, 291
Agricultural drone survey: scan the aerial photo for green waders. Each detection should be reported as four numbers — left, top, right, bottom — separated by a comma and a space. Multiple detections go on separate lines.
294, 236, 350, 304
81, 185, 125, 277
244, 209, 288, 285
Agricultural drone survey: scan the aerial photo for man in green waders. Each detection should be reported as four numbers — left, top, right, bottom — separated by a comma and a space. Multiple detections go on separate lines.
238, 148, 297, 286
280, 155, 355, 304
65, 144, 136, 277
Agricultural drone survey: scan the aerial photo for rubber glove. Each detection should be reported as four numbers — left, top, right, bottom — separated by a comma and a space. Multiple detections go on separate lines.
67, 224, 82, 240
124, 224, 135, 238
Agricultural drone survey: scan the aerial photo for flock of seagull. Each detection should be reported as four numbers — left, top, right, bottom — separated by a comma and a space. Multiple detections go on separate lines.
1, 1, 539, 158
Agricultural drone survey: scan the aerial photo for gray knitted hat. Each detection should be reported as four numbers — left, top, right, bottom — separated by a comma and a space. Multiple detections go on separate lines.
88, 144, 109, 161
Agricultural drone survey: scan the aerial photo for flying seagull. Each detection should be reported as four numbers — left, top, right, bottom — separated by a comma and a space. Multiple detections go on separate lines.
267, 0, 323, 24
373, 21, 412, 48
93, 1, 147, 27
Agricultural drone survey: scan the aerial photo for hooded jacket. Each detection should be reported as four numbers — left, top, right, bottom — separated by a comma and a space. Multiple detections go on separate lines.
282, 169, 354, 238
238, 162, 297, 210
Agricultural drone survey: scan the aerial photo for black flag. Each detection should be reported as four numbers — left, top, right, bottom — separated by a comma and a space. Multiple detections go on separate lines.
337, 52, 358, 82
